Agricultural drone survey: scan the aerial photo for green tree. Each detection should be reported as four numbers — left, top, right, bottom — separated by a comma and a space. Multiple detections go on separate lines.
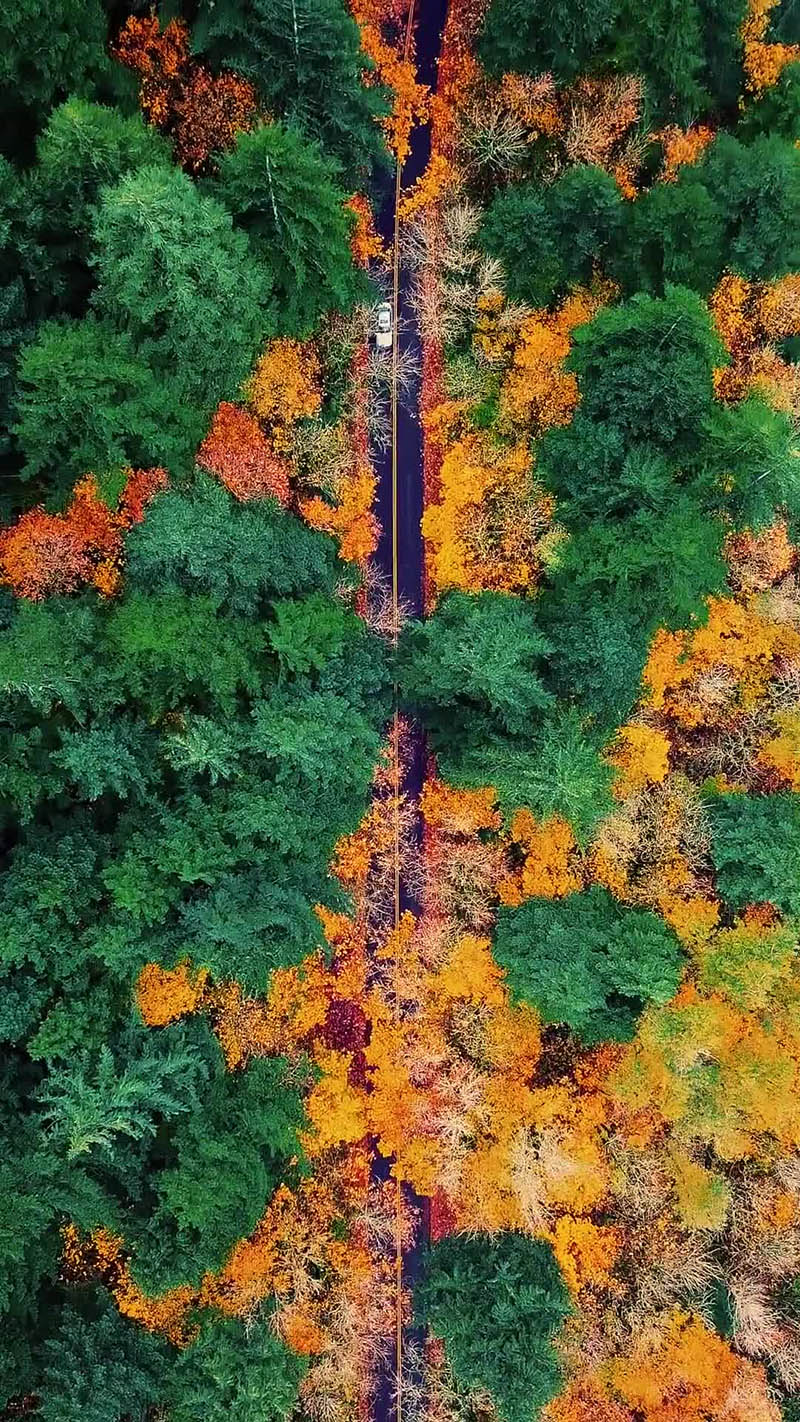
166, 1313, 306, 1422
39, 1297, 169, 1422
567, 286, 724, 455
91, 165, 275, 461
415, 1232, 570, 1422
14, 317, 174, 497
495, 886, 684, 1042
209, 121, 371, 335
481, 166, 622, 307
28, 99, 171, 314
478, 0, 620, 84
192, 0, 389, 183
125, 474, 343, 615
0, 0, 110, 119
130, 1056, 305, 1290
709, 793, 800, 917
700, 132, 800, 280
448, 712, 616, 846
400, 591, 554, 752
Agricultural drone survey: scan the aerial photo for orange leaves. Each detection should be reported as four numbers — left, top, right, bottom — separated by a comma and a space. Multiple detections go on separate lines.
0, 467, 167, 601
656, 124, 715, 181
300, 466, 379, 564
608, 1309, 778, 1421
742, 0, 800, 94
397, 154, 459, 221
349, 3, 430, 164
550, 1215, 622, 1297
135, 960, 209, 1028
345, 193, 384, 266
431, 934, 506, 1007
421, 428, 554, 597
419, 779, 501, 836
710, 272, 800, 413
497, 811, 581, 905
643, 596, 800, 728
245, 338, 323, 449
498, 285, 615, 436
305, 1047, 369, 1151
547, 1311, 779, 1421
62, 1225, 196, 1346
113, 15, 258, 171
609, 724, 671, 797
197, 401, 292, 504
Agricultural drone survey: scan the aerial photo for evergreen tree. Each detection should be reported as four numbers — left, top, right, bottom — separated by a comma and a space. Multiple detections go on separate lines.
192, 0, 390, 183
209, 121, 371, 334
495, 886, 684, 1043
416, 1233, 570, 1422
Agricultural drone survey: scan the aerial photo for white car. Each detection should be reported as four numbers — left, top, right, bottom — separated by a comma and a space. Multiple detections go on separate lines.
375, 301, 393, 349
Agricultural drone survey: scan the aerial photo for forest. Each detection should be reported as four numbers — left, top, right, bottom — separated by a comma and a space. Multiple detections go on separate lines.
3, 0, 800, 1419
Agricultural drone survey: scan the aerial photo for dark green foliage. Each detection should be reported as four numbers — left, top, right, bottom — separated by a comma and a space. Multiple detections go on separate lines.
14, 317, 179, 498
415, 1232, 570, 1422
738, 61, 800, 139
709, 794, 800, 917
0, 157, 35, 474
0, 0, 111, 118
446, 712, 616, 846
130, 1057, 305, 1290
39, 1297, 169, 1422
496, 887, 684, 1042
699, 133, 800, 279
399, 591, 553, 750
126, 474, 343, 613
27, 100, 172, 314
618, 172, 727, 296
621, 133, 800, 295
209, 121, 371, 334
481, 167, 623, 307
193, 0, 390, 183
478, 0, 621, 84
91, 164, 275, 448
566, 287, 724, 454
478, 0, 746, 119
165, 1313, 307, 1422
17, 165, 278, 493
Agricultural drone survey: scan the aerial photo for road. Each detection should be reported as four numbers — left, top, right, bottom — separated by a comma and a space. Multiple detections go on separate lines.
371, 3, 448, 1420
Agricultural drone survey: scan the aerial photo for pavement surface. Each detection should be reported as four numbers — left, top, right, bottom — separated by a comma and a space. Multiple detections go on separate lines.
371, 4, 448, 1420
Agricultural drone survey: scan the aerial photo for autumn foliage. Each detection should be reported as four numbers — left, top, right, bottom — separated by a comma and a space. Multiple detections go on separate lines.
0, 466, 167, 600
113, 15, 259, 171
197, 401, 292, 505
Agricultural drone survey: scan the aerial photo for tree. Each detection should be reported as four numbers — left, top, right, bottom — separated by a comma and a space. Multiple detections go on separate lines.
709, 793, 800, 917
478, 0, 621, 84
700, 133, 800, 280
192, 0, 390, 183
125, 474, 341, 615
165, 1313, 307, 1422
14, 317, 175, 499
415, 1232, 570, 1422
38, 1296, 169, 1422
129, 1057, 305, 1290
209, 121, 371, 335
444, 711, 616, 846
567, 287, 724, 456
481, 167, 622, 307
0, 0, 111, 120
91, 165, 275, 458
28, 99, 171, 315
400, 591, 554, 752
495, 886, 684, 1042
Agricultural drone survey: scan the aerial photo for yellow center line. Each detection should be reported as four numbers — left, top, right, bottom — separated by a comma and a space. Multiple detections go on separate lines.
392, 4, 417, 1419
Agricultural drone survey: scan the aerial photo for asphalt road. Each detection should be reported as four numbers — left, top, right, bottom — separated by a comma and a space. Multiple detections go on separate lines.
371, 4, 448, 1420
